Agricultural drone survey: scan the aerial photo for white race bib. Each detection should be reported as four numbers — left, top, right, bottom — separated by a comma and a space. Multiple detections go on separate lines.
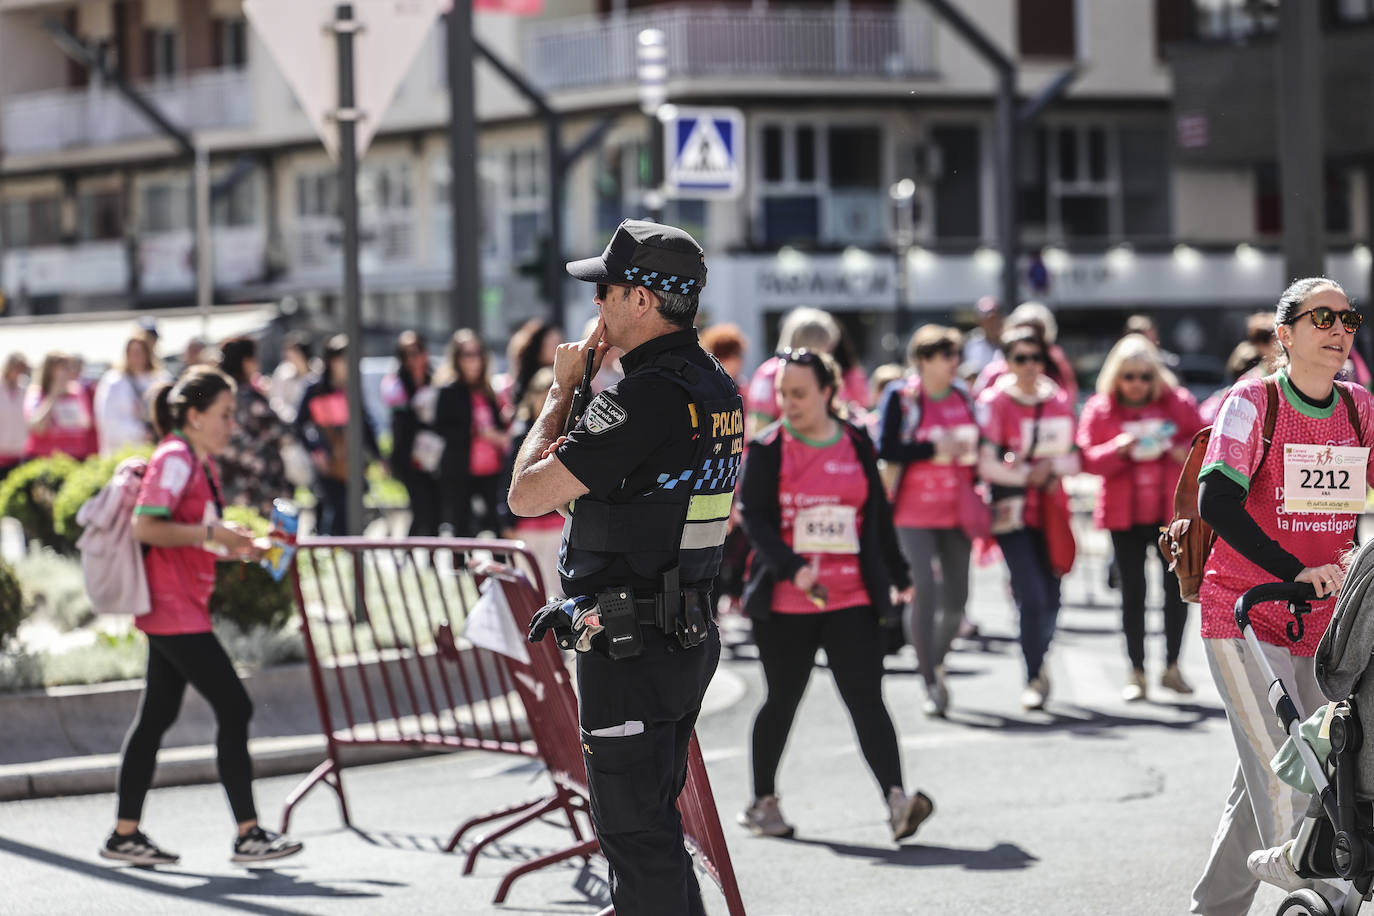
793, 505, 860, 555
1020, 415, 1073, 458
1283, 444, 1369, 514
937, 424, 980, 466
1122, 419, 1176, 462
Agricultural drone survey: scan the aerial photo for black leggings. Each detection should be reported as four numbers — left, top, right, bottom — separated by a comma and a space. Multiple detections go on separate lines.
749, 605, 903, 800
1109, 524, 1188, 670
116, 632, 257, 824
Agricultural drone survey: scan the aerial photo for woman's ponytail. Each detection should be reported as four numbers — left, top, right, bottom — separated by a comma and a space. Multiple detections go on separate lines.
149, 382, 176, 439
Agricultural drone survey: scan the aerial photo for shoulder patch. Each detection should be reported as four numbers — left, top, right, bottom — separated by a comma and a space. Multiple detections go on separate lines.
584, 393, 628, 435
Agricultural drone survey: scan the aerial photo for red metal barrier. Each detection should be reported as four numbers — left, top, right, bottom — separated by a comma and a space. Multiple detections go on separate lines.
278, 536, 550, 833
280, 538, 745, 914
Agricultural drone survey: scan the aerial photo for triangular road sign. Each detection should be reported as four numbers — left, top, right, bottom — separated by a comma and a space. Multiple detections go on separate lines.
244, 0, 441, 161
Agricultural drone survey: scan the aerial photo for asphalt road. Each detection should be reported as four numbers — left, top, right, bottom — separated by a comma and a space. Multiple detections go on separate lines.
1, 554, 1303, 916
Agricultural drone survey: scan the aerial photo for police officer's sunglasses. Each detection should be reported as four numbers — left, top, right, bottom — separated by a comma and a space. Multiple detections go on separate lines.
1286, 306, 1363, 333
595, 282, 633, 301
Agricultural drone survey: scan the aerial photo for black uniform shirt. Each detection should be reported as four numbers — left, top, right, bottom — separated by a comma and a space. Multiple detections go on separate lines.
557, 328, 701, 499
556, 328, 715, 591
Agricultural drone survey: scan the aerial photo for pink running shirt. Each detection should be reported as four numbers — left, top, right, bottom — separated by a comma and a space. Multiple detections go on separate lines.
974, 380, 1077, 529
892, 380, 979, 529
133, 435, 221, 635
1199, 371, 1374, 654
772, 424, 870, 614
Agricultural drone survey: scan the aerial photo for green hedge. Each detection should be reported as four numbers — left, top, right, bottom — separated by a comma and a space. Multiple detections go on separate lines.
0, 559, 22, 648
0, 455, 81, 553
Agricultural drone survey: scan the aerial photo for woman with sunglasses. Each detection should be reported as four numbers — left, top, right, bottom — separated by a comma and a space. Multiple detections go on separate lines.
1077, 335, 1202, 702
975, 327, 1079, 711
876, 325, 980, 716
737, 348, 934, 843
1190, 278, 1374, 913
435, 329, 510, 537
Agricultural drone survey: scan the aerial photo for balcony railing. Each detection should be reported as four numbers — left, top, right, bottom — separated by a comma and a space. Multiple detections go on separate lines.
1, 67, 253, 157
522, 5, 937, 93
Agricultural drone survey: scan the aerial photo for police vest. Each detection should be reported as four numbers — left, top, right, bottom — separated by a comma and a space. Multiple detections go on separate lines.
561, 353, 744, 591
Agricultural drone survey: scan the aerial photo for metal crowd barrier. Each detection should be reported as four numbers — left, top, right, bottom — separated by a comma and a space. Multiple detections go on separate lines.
279, 536, 548, 832
281, 537, 747, 915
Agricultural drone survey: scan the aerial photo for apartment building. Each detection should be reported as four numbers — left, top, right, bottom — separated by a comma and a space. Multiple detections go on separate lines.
1, 0, 1371, 373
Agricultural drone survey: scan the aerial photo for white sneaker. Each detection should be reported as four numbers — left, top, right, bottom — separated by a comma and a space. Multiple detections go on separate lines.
1247, 840, 1304, 892
1021, 675, 1049, 711
737, 795, 794, 838
922, 672, 949, 718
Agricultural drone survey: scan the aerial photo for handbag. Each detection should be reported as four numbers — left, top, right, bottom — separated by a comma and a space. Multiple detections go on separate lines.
986, 401, 1042, 535
1041, 484, 1076, 577
957, 481, 992, 541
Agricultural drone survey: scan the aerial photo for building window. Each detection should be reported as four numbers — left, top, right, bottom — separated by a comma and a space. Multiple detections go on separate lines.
213, 18, 249, 69
78, 190, 124, 241
1018, 0, 1076, 59
931, 125, 982, 241
1255, 164, 1355, 237
757, 122, 885, 247
145, 27, 179, 79
2, 197, 62, 248
596, 141, 648, 234
295, 172, 337, 219
1119, 128, 1171, 238
140, 183, 189, 234
506, 147, 544, 261
1335, 0, 1374, 21
1019, 122, 1171, 242
213, 174, 257, 227
1194, 0, 1277, 40
1155, 0, 1194, 56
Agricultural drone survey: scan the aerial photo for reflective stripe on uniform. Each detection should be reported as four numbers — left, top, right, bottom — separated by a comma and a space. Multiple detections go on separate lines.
686, 491, 733, 521
680, 518, 729, 550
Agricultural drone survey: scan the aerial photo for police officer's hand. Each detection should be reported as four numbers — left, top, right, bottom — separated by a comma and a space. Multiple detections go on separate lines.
540, 436, 568, 461
554, 316, 610, 391
528, 600, 576, 646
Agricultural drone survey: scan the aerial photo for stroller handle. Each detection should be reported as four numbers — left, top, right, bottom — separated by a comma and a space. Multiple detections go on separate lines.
1233, 581, 1319, 632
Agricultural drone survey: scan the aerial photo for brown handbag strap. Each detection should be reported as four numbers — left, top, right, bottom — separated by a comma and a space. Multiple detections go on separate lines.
1251, 376, 1280, 479
1337, 384, 1364, 443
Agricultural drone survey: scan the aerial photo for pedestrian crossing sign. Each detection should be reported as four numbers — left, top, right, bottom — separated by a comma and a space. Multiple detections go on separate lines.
664, 107, 745, 199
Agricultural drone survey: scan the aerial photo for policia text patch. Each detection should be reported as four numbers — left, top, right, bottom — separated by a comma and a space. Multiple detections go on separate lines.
584, 393, 628, 434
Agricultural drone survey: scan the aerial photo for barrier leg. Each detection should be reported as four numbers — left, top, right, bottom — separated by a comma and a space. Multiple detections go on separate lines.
492, 837, 601, 904
462, 792, 563, 874
280, 757, 349, 833
446, 795, 547, 854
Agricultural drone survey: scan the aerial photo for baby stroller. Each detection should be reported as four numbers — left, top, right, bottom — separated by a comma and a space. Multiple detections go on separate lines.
1237, 543, 1374, 916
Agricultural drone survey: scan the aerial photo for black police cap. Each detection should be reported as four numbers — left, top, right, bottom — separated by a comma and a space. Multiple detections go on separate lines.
565, 219, 706, 296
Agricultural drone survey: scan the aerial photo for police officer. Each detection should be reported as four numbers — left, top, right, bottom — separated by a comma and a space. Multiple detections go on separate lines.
508, 219, 742, 916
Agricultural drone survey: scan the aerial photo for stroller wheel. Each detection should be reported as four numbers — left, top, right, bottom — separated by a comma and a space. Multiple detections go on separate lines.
1277, 888, 1337, 916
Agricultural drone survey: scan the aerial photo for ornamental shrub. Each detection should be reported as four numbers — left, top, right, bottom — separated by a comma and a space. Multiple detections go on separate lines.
0, 558, 24, 649
0, 455, 81, 553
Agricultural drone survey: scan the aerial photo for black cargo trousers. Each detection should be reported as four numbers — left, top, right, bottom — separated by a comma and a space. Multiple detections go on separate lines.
576, 622, 722, 916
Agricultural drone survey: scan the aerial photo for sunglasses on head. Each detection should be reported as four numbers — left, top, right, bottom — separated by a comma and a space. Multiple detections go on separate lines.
1009, 352, 1044, 365
1121, 371, 1154, 383
1287, 306, 1363, 333
921, 347, 958, 361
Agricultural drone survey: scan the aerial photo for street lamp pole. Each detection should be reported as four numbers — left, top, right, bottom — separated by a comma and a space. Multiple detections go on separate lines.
637, 28, 667, 222
890, 178, 916, 355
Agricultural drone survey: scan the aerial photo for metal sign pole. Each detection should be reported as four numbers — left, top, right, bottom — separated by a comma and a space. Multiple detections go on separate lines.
334, 2, 365, 538
194, 143, 213, 339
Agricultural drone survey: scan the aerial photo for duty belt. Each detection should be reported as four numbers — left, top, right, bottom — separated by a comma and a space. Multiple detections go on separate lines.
592, 586, 711, 655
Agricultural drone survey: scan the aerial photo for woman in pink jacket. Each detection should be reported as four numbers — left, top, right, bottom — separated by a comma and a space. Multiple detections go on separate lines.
1077, 335, 1203, 702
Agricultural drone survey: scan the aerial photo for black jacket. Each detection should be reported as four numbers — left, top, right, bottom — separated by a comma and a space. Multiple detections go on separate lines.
434, 380, 505, 485
738, 419, 910, 624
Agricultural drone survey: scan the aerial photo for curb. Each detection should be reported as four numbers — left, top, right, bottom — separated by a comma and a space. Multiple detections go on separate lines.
2, 659, 748, 803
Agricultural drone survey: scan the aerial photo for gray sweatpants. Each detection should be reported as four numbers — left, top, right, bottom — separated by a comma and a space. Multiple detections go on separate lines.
1191, 637, 1326, 916
896, 526, 971, 687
